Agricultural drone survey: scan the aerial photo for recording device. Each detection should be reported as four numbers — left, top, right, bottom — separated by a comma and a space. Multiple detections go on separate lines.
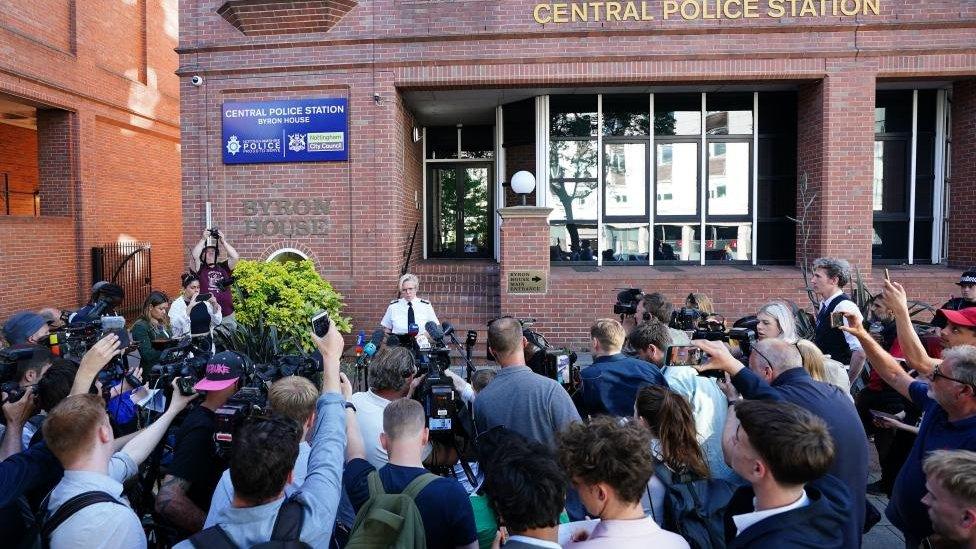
311, 311, 331, 337
149, 338, 211, 387
46, 315, 131, 362
214, 386, 267, 459
613, 288, 644, 316
830, 311, 847, 329
207, 227, 221, 239
196, 292, 213, 303
1, 381, 35, 404
670, 307, 703, 331
358, 328, 385, 364
0, 346, 34, 386
503, 318, 580, 393
665, 345, 705, 366
465, 330, 477, 366
176, 376, 196, 396
255, 354, 322, 384
212, 275, 235, 292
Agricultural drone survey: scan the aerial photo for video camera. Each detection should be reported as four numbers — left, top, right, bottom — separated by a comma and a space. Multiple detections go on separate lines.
149, 338, 212, 390
254, 354, 322, 385
47, 315, 132, 363
0, 347, 38, 404
613, 288, 644, 317
214, 385, 267, 459
415, 322, 460, 441
486, 318, 579, 394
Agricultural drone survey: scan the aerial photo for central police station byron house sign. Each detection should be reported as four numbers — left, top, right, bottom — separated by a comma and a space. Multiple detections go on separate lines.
222, 98, 348, 164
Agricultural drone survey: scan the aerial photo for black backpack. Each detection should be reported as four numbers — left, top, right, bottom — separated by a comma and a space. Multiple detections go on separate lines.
651, 461, 733, 549
188, 497, 310, 549
21, 490, 124, 549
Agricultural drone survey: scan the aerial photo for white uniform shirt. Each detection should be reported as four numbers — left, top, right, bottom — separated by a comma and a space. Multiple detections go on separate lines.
380, 298, 439, 335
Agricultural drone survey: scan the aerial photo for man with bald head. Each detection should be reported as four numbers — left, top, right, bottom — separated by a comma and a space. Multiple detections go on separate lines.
473, 317, 581, 448
695, 337, 867, 548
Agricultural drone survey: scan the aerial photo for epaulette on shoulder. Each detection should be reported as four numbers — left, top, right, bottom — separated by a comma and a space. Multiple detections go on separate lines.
390, 299, 399, 304
420, 299, 430, 305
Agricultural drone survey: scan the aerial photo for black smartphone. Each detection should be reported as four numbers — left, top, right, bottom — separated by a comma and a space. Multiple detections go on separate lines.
176, 376, 196, 396
870, 409, 900, 422
311, 311, 331, 338
665, 345, 705, 367
196, 292, 213, 302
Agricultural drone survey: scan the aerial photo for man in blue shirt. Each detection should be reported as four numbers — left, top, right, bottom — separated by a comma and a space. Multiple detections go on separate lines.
695, 337, 866, 548
842, 313, 976, 548
580, 318, 667, 418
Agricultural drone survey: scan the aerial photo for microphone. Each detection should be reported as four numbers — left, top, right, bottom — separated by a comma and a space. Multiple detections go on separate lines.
425, 321, 446, 346
355, 330, 365, 356
357, 328, 385, 367
441, 322, 456, 338
465, 330, 477, 363
407, 323, 419, 337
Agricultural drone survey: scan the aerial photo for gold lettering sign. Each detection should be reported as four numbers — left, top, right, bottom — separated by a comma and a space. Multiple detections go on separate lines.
532, 0, 879, 23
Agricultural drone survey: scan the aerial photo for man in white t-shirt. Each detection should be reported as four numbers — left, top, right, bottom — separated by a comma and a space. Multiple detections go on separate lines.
347, 346, 425, 468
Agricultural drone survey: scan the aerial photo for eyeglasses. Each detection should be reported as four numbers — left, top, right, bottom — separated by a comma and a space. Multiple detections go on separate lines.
749, 346, 775, 370
931, 364, 976, 391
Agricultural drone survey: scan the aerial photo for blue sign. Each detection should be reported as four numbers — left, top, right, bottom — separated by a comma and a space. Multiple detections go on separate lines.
221, 98, 348, 164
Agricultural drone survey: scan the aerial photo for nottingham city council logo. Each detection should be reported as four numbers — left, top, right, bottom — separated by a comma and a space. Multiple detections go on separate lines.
226, 135, 241, 156
288, 133, 306, 153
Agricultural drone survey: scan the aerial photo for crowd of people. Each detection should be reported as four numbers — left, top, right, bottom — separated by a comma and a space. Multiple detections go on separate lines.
2, 253, 976, 548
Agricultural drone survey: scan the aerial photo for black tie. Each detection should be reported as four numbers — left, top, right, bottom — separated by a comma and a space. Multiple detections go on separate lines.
407, 301, 415, 326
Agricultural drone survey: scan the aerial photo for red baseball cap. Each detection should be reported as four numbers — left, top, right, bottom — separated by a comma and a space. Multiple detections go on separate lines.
194, 351, 246, 392
935, 308, 976, 328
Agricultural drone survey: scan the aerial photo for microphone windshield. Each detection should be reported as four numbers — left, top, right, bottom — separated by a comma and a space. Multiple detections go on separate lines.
441, 322, 456, 337
364, 328, 385, 356
425, 321, 444, 340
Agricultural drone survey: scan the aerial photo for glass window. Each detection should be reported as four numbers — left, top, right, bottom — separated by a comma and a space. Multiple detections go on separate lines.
550, 223, 598, 262
426, 126, 457, 159
655, 94, 701, 136
706, 93, 753, 135
656, 143, 698, 216
757, 92, 796, 134
707, 142, 750, 216
654, 224, 701, 261
601, 223, 649, 263
549, 180, 598, 221
550, 95, 597, 138
875, 91, 913, 134
873, 140, 908, 213
550, 140, 597, 179
460, 125, 494, 159
430, 168, 458, 255
604, 143, 646, 217
872, 221, 909, 262
603, 94, 650, 136
705, 224, 752, 262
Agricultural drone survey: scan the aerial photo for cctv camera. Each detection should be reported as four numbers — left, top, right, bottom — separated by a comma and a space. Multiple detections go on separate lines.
373, 92, 381, 103
190, 75, 204, 86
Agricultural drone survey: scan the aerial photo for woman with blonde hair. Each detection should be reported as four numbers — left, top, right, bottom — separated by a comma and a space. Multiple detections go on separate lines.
797, 339, 852, 397
756, 300, 799, 343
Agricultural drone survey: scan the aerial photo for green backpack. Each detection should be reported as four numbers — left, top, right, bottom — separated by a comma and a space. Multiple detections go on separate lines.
345, 470, 438, 549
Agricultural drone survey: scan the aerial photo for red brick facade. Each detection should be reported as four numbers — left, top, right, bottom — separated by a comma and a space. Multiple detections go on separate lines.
178, 0, 976, 350
0, 3, 182, 321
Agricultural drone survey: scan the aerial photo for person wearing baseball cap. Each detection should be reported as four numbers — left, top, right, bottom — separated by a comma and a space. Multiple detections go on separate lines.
2, 311, 50, 346
156, 351, 246, 535
936, 270, 976, 328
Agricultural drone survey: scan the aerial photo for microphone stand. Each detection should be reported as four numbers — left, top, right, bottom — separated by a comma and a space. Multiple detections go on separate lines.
445, 332, 474, 380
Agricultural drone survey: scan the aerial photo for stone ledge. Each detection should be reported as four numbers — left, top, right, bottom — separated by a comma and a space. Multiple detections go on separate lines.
217, 0, 358, 37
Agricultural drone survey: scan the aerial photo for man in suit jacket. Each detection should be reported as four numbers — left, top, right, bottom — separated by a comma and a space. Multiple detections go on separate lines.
695, 337, 867, 548
723, 400, 849, 548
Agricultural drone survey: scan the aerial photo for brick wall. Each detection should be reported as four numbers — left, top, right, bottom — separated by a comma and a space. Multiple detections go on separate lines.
949, 80, 976, 267
0, 124, 38, 216
177, 0, 975, 341
0, 3, 181, 323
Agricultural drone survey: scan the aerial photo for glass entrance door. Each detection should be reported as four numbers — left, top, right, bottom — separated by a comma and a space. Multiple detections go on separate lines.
427, 163, 493, 259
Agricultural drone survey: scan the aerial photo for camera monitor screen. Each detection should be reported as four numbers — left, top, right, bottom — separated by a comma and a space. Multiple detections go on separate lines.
665, 345, 703, 367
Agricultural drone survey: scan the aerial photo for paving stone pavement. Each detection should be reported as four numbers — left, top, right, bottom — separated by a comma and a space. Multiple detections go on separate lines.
863, 440, 906, 549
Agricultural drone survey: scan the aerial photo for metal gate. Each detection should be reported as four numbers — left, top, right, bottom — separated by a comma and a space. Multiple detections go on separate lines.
91, 242, 152, 318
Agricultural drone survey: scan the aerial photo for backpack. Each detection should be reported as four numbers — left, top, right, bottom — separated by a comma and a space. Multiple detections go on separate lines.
21, 490, 123, 549
344, 470, 438, 549
188, 497, 310, 549
652, 461, 733, 549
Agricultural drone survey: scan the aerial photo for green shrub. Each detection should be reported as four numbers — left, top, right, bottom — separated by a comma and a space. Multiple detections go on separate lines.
230, 259, 351, 351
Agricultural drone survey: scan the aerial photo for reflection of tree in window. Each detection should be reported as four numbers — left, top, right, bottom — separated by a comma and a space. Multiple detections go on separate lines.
463, 169, 489, 252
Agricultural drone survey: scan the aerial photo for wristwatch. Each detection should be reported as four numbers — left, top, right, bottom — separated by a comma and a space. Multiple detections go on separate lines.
344, 402, 357, 412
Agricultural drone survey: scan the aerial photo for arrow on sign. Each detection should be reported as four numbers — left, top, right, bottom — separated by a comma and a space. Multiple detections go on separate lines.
531, 276, 542, 282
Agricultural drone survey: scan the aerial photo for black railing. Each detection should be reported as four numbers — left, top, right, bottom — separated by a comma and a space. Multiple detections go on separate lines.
1, 174, 39, 216
91, 242, 152, 318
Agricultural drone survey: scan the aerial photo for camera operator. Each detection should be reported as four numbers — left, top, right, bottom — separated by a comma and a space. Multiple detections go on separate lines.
693, 337, 867, 548
3, 346, 53, 450
179, 326, 346, 548
809, 257, 866, 380
70, 282, 125, 325
628, 321, 736, 482
190, 228, 239, 333
155, 351, 247, 535
580, 318, 668, 418
129, 291, 172, 369
38, 308, 65, 330
381, 274, 440, 338
344, 398, 478, 549
347, 346, 425, 468
3, 311, 50, 346
41, 380, 198, 548
474, 317, 580, 448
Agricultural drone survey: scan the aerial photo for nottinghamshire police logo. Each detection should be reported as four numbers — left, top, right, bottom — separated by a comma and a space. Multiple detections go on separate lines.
288, 133, 306, 152
226, 135, 241, 156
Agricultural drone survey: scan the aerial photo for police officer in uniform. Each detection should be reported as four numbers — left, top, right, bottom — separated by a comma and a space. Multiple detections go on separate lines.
381, 273, 440, 336
934, 269, 976, 327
